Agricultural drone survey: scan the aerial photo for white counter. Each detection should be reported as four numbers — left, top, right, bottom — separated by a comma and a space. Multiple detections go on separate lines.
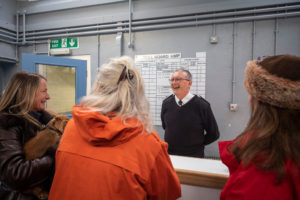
170, 155, 229, 175
170, 155, 229, 200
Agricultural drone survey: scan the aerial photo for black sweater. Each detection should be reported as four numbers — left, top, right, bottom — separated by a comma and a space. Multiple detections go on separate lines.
161, 95, 219, 156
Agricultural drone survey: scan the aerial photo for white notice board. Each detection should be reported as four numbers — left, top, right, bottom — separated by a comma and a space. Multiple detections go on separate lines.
135, 52, 206, 125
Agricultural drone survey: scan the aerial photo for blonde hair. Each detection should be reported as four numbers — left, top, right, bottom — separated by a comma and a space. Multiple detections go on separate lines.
0, 71, 47, 126
80, 56, 153, 133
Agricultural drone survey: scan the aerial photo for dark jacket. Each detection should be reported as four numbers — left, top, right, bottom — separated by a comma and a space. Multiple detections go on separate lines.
0, 111, 54, 200
161, 94, 220, 157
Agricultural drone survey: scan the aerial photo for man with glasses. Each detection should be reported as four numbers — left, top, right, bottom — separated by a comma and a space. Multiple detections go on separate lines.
161, 69, 219, 158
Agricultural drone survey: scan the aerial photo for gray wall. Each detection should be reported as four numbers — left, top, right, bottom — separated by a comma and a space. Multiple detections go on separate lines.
0, 62, 16, 92
1, 0, 300, 157
0, 0, 18, 90
0, 0, 17, 61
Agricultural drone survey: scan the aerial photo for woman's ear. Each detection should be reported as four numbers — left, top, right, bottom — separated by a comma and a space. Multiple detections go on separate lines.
248, 95, 258, 113
247, 95, 252, 107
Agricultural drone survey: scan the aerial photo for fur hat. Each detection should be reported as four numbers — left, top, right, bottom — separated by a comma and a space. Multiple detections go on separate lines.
244, 54, 300, 109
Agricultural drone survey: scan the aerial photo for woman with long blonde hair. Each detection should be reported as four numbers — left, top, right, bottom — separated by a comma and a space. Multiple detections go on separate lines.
0, 71, 56, 200
49, 56, 181, 200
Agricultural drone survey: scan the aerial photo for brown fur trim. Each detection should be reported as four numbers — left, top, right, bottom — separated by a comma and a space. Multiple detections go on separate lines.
244, 61, 300, 109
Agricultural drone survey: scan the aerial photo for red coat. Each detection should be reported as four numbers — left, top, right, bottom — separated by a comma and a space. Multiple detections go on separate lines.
49, 106, 181, 200
219, 140, 300, 200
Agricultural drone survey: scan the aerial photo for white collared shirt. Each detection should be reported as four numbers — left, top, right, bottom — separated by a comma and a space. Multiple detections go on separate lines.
175, 92, 194, 106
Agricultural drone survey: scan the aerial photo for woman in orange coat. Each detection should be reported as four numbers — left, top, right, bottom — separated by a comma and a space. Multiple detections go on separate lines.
49, 56, 181, 200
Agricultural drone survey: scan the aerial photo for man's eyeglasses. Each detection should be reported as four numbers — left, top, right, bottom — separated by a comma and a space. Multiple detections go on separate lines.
169, 78, 190, 82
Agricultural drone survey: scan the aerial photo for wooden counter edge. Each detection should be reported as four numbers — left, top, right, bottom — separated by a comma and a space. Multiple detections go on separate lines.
175, 168, 229, 189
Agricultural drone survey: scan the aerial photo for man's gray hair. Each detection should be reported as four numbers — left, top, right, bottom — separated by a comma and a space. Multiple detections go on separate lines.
174, 68, 192, 80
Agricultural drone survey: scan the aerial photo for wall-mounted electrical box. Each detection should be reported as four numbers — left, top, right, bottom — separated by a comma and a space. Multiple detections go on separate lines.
210, 35, 218, 44
230, 103, 238, 112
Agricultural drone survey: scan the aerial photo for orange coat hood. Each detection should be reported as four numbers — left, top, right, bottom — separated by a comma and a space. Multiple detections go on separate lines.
71, 105, 143, 146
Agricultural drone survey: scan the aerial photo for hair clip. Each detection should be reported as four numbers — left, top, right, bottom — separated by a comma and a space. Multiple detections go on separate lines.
117, 66, 127, 84
127, 71, 134, 80
117, 65, 134, 84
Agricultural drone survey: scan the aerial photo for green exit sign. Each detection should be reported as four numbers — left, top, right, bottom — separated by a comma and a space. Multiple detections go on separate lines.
50, 37, 79, 49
